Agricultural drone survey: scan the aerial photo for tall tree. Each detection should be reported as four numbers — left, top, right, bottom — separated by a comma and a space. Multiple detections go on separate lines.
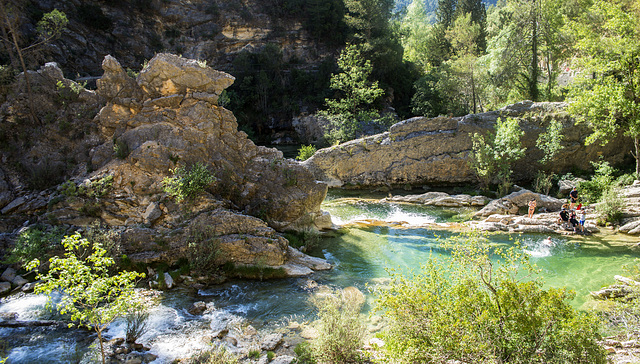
322, 44, 385, 143
446, 13, 484, 113
566, 0, 640, 175
482, 0, 567, 106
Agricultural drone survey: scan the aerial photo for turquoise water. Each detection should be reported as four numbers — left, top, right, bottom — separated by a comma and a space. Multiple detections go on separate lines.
198, 192, 639, 322
2, 191, 638, 362
315, 192, 640, 310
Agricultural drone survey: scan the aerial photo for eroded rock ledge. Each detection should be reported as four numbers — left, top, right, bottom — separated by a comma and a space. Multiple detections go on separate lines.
303, 101, 631, 188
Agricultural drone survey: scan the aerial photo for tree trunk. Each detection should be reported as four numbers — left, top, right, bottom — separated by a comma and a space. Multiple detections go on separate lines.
98, 329, 106, 364
635, 135, 639, 177
0, 0, 39, 125
528, 0, 539, 101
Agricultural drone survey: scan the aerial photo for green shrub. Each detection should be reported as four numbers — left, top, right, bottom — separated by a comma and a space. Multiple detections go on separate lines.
284, 227, 320, 252
597, 188, 625, 225
310, 288, 366, 363
248, 349, 261, 359
162, 162, 215, 202
267, 351, 275, 361
296, 145, 317, 161
294, 342, 315, 364
373, 231, 606, 364
533, 170, 556, 196
125, 308, 149, 344
188, 345, 239, 364
615, 172, 638, 187
83, 222, 121, 264
185, 239, 221, 275
113, 139, 130, 159
5, 225, 65, 265
59, 180, 78, 197
578, 160, 616, 203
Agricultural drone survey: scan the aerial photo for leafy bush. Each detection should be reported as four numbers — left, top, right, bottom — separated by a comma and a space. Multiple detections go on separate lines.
284, 227, 320, 252
59, 180, 78, 197
578, 160, 616, 204
615, 172, 638, 187
5, 225, 65, 265
373, 232, 606, 364
294, 342, 315, 364
162, 163, 215, 202
597, 188, 625, 225
28, 233, 145, 364
533, 170, 556, 196
296, 145, 317, 161
469, 117, 525, 192
310, 287, 366, 363
113, 139, 130, 159
188, 345, 239, 364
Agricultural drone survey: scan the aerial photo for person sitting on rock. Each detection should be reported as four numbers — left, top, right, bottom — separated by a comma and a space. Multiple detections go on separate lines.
558, 207, 569, 227
569, 210, 579, 232
528, 198, 537, 218
569, 187, 579, 209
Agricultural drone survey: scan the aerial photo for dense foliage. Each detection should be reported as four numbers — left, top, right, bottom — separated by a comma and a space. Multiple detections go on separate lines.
566, 0, 640, 175
469, 116, 525, 193
374, 232, 607, 364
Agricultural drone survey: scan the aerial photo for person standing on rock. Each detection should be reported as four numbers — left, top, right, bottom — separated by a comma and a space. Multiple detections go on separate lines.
579, 207, 587, 233
528, 198, 537, 218
569, 187, 579, 209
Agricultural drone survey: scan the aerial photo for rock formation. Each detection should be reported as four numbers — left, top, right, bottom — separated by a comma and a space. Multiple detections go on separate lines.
303, 101, 632, 188
0, 54, 330, 276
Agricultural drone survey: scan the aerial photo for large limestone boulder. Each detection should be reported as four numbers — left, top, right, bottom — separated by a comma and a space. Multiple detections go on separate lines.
30, 54, 330, 275
137, 53, 235, 100
304, 101, 632, 188
476, 189, 564, 217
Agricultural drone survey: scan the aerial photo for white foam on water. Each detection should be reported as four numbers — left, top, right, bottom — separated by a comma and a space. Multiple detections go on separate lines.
385, 205, 437, 226
524, 237, 555, 258
330, 205, 436, 226
0, 293, 48, 320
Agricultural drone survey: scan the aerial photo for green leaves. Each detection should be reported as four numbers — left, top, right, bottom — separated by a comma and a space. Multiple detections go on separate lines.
322, 44, 385, 143
162, 162, 215, 203
29, 233, 144, 363
567, 0, 640, 173
374, 231, 607, 364
469, 117, 524, 190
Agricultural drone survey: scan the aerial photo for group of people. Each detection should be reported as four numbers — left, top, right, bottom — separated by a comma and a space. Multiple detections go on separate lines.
558, 187, 587, 233
527, 187, 587, 233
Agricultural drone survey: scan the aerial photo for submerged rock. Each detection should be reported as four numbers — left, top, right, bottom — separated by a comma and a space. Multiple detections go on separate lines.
386, 192, 489, 207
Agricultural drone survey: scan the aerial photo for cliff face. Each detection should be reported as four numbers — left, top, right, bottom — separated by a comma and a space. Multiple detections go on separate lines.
0, 54, 329, 273
26, 0, 335, 77
303, 101, 633, 188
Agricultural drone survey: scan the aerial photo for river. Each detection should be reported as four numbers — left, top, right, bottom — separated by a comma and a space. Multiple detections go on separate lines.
1, 190, 637, 363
